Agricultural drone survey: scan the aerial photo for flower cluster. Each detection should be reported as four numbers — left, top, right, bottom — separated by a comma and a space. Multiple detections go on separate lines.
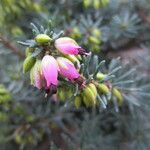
22, 30, 123, 108
23, 35, 88, 95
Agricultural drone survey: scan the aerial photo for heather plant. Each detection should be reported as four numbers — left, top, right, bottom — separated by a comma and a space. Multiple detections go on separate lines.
0, 0, 150, 150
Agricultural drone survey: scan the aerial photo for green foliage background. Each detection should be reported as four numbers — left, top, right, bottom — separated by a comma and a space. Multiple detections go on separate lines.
0, 0, 150, 149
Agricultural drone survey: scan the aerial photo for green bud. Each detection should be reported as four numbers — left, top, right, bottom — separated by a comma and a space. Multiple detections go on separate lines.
88, 36, 100, 44
76, 55, 82, 61
112, 88, 123, 106
59, 90, 66, 101
35, 34, 52, 44
93, 0, 100, 9
88, 83, 97, 97
92, 28, 101, 37
72, 27, 82, 39
15, 133, 22, 144
30, 59, 42, 86
0, 84, 11, 104
96, 72, 106, 81
23, 56, 36, 73
83, 85, 96, 107
102, 0, 110, 7
33, 3, 42, 12
58, 87, 73, 101
25, 47, 34, 57
11, 26, 23, 36
0, 94, 11, 104
83, 0, 91, 8
93, 45, 101, 53
0, 84, 8, 94
97, 83, 110, 94
75, 96, 82, 109
64, 54, 80, 68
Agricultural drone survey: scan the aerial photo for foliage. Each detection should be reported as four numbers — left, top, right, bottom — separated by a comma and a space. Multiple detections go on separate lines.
0, 0, 150, 150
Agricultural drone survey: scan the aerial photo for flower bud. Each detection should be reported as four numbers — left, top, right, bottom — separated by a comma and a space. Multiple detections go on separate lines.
97, 83, 110, 94
93, 0, 100, 9
76, 55, 82, 61
35, 34, 52, 44
82, 85, 97, 107
88, 83, 97, 97
25, 47, 34, 57
42, 55, 59, 88
30, 60, 44, 89
57, 57, 80, 80
112, 88, 123, 106
96, 72, 106, 81
57, 87, 73, 101
83, 0, 91, 8
93, 0, 109, 9
23, 56, 36, 73
0, 84, 11, 104
71, 27, 82, 39
55, 37, 88, 55
74, 95, 82, 109
88, 36, 100, 44
64, 54, 80, 69
102, 0, 110, 7
92, 28, 101, 37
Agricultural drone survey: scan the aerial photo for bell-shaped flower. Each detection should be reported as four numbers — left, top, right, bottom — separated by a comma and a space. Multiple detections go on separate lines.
55, 37, 88, 55
41, 55, 59, 89
30, 59, 44, 89
57, 57, 80, 80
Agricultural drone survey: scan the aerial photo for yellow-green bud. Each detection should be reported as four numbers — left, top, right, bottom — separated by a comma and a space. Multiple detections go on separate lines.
97, 83, 110, 94
92, 28, 101, 37
76, 55, 82, 61
112, 88, 123, 106
93, 0, 100, 9
72, 27, 82, 39
25, 47, 34, 57
83, 86, 96, 107
58, 88, 73, 101
102, 0, 110, 7
64, 54, 80, 68
93, 45, 101, 53
83, 0, 91, 8
75, 96, 82, 109
0, 85, 11, 104
33, 3, 42, 12
0, 84, 8, 94
88, 36, 100, 44
96, 72, 106, 81
15, 133, 22, 144
0, 94, 11, 104
57, 89, 63, 101
11, 26, 23, 36
88, 83, 97, 97
35, 34, 52, 44
23, 56, 36, 73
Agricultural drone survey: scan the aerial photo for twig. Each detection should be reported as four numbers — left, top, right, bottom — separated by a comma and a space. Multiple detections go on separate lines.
0, 36, 25, 58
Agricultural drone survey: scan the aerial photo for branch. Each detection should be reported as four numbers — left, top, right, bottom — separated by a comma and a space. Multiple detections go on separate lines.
0, 36, 25, 58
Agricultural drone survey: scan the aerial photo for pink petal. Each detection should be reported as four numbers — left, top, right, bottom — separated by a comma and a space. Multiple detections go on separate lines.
57, 44, 80, 55
55, 37, 80, 55
42, 55, 58, 88
57, 57, 80, 80
34, 73, 43, 89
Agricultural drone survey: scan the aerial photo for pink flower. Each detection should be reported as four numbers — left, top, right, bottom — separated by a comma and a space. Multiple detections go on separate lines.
30, 60, 44, 89
41, 55, 59, 89
57, 57, 80, 80
55, 37, 89, 55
